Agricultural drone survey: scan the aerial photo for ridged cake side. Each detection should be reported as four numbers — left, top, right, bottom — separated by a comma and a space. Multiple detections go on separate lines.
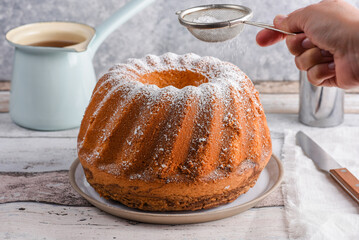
77, 53, 272, 211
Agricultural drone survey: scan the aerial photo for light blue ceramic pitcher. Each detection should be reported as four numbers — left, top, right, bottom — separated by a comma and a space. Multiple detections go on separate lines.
6, 0, 155, 131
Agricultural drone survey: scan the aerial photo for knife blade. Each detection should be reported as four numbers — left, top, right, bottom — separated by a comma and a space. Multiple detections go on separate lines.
296, 131, 359, 204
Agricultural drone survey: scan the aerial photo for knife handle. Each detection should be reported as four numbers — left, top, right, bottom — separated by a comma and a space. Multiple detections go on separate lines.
329, 168, 359, 204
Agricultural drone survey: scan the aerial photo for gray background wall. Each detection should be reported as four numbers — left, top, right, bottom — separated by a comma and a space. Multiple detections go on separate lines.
1, 0, 358, 82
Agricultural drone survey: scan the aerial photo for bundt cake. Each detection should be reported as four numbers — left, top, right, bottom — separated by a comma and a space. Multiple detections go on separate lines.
77, 53, 272, 211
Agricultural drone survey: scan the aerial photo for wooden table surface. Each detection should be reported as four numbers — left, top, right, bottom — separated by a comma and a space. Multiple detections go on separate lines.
1, 81, 359, 239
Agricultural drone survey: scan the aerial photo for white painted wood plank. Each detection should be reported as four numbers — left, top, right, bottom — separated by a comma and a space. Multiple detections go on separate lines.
0, 171, 283, 207
254, 80, 359, 94
0, 113, 79, 138
343, 94, 359, 113
1, 79, 358, 95
1, 92, 359, 116
0, 92, 9, 113
260, 94, 298, 114
0, 92, 358, 138
266, 113, 359, 131
254, 80, 299, 94
260, 93, 359, 114
1, 109, 359, 139
0, 135, 283, 174
0, 81, 10, 91
3, 113, 359, 172
0, 137, 77, 172
0, 113, 280, 139
0, 171, 90, 206
0, 202, 288, 240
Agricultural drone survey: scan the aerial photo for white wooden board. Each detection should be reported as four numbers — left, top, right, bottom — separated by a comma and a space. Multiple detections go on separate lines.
0, 202, 288, 240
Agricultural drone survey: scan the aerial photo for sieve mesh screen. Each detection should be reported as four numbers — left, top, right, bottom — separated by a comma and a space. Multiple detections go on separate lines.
178, 5, 253, 42
182, 8, 248, 23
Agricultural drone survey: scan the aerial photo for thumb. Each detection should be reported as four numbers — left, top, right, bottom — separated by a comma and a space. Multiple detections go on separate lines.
273, 9, 306, 33
273, 15, 287, 27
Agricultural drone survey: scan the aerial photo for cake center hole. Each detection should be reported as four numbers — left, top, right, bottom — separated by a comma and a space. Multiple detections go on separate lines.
140, 70, 208, 89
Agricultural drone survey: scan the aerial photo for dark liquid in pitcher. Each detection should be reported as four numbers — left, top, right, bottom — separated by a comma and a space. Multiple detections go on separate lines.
29, 40, 79, 48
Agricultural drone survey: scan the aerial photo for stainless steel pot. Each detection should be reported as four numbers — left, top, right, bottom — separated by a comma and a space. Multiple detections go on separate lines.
299, 71, 344, 127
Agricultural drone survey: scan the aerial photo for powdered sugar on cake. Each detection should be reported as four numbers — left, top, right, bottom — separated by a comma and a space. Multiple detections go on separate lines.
78, 53, 267, 181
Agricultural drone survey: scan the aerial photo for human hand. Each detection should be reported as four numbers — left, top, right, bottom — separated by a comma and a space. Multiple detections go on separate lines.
256, 0, 359, 89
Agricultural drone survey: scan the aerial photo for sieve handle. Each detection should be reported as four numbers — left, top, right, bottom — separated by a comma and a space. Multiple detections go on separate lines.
242, 21, 296, 35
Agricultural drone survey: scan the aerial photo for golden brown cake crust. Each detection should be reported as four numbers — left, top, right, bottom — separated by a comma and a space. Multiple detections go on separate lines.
77, 53, 272, 211
81, 158, 260, 211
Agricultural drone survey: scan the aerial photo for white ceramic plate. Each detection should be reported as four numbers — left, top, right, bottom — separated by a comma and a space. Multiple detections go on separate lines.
69, 155, 283, 224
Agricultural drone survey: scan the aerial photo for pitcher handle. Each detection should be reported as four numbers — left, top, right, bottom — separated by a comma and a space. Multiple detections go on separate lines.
88, 0, 155, 58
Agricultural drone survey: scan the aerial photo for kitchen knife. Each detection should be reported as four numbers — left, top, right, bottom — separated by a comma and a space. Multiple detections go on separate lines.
296, 131, 359, 204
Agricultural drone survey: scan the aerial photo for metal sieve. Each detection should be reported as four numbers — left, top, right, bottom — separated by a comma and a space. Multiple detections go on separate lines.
176, 4, 295, 42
